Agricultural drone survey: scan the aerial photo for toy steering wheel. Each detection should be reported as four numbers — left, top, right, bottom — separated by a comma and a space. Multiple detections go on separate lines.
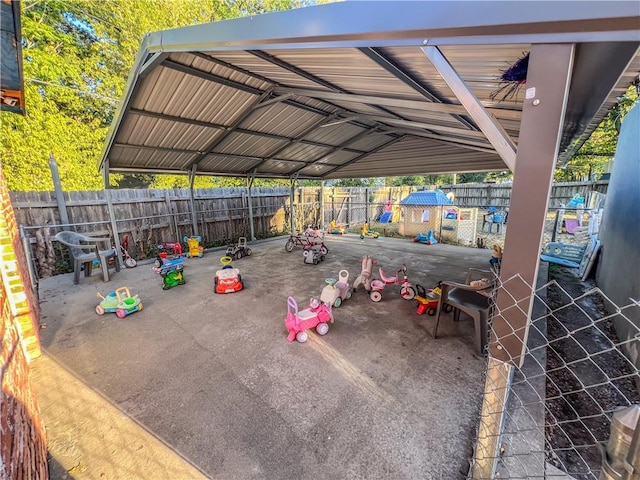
325, 278, 337, 286
220, 256, 233, 266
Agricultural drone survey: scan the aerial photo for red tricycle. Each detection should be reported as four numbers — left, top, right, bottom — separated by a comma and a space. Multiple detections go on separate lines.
414, 283, 452, 315
369, 264, 416, 302
284, 296, 333, 343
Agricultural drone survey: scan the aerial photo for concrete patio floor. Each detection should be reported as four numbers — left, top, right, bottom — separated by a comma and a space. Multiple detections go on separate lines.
32, 235, 492, 479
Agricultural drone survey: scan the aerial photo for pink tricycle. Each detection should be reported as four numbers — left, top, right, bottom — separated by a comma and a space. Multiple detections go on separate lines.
369, 264, 416, 302
284, 296, 333, 343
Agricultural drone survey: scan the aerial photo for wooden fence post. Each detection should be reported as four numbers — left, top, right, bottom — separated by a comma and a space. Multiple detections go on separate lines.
48, 154, 70, 230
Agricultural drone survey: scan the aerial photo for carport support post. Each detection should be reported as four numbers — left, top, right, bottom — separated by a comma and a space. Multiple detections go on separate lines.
103, 162, 123, 267
472, 44, 574, 480
246, 173, 256, 241
188, 165, 199, 237
490, 44, 575, 367
320, 181, 325, 228
289, 177, 297, 234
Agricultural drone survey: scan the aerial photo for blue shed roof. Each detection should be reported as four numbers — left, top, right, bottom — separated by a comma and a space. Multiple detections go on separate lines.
399, 190, 453, 206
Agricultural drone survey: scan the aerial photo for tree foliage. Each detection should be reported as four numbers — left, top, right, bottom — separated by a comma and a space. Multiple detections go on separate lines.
0, 0, 308, 191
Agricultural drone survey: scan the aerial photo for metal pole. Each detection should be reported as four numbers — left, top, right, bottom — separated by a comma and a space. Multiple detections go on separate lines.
490, 43, 575, 366
622, 412, 640, 480
320, 181, 325, 228
48, 154, 70, 230
103, 161, 123, 266
289, 178, 296, 234
188, 164, 199, 236
247, 173, 256, 241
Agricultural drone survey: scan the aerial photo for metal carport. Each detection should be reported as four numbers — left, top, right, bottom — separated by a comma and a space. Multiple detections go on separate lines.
98, 1, 639, 475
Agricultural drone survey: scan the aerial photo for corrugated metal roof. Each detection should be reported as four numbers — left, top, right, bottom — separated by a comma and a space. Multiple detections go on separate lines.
100, 1, 640, 180
399, 190, 454, 206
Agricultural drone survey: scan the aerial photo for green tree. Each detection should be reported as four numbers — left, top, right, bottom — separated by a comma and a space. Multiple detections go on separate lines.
0, 0, 307, 191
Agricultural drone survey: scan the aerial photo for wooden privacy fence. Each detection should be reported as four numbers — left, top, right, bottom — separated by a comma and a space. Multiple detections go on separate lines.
438, 180, 609, 208
10, 181, 606, 279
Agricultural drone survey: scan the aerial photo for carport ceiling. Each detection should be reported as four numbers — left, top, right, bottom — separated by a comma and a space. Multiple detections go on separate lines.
99, 1, 640, 180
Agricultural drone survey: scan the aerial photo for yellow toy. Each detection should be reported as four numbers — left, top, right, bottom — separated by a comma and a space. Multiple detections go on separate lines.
184, 235, 204, 258
360, 222, 379, 239
328, 220, 346, 235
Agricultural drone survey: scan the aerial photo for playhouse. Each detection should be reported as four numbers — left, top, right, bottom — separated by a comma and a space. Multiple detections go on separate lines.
398, 190, 453, 238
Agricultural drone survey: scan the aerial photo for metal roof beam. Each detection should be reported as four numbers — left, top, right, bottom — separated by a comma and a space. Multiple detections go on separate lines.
184, 91, 272, 170
422, 45, 518, 171
161, 59, 264, 95
364, 115, 487, 138
273, 86, 471, 116
323, 135, 405, 177
358, 47, 478, 131
130, 108, 226, 130
290, 127, 383, 176
246, 114, 340, 173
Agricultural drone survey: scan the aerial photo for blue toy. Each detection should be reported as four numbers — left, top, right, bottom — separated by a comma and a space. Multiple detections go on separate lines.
414, 231, 438, 245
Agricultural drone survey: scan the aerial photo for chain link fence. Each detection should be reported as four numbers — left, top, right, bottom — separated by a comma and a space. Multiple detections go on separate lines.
471, 268, 640, 479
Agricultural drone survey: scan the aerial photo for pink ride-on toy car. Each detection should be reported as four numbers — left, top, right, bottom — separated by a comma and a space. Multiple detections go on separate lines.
320, 270, 351, 308
284, 296, 333, 343
369, 264, 416, 302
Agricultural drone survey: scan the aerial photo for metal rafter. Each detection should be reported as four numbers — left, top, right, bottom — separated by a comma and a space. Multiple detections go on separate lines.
422, 45, 518, 171
358, 47, 478, 131
249, 50, 412, 123
184, 90, 273, 170
323, 135, 406, 177
289, 127, 384, 176
129, 108, 365, 154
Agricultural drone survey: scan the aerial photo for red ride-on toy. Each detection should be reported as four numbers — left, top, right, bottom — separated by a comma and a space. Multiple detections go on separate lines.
369, 264, 416, 302
214, 256, 243, 294
414, 283, 452, 315
284, 296, 333, 343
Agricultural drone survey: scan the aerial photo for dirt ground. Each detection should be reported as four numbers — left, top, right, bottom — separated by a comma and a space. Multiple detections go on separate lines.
544, 265, 640, 479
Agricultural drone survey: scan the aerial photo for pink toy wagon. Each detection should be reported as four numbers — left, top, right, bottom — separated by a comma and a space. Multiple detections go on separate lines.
284, 296, 333, 343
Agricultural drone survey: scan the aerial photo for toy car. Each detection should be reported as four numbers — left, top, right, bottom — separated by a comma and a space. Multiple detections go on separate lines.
328, 220, 346, 235
153, 256, 186, 290
414, 283, 451, 315
96, 287, 142, 318
360, 223, 379, 239
226, 237, 252, 260
184, 235, 204, 258
303, 245, 326, 264
320, 270, 351, 308
215, 256, 243, 293
284, 296, 333, 343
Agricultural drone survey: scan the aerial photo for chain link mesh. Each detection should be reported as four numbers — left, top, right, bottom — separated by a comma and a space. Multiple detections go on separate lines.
472, 270, 640, 479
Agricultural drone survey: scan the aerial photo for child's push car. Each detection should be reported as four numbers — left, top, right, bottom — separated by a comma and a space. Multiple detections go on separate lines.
215, 256, 244, 293
226, 237, 252, 260
320, 270, 351, 308
284, 296, 333, 343
96, 287, 142, 318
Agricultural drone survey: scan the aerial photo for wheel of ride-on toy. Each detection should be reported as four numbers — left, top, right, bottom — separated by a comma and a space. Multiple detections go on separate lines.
401, 286, 416, 300
320, 255, 326, 262
124, 257, 137, 268
313, 258, 319, 265
444, 304, 453, 313
95, 305, 105, 315
285, 240, 295, 252
154, 258, 161, 268
116, 309, 127, 318
334, 297, 342, 308
296, 331, 308, 343
320, 245, 329, 255
246, 248, 252, 256
236, 251, 243, 259
370, 291, 382, 302
138, 303, 143, 312
427, 307, 436, 316
346, 290, 352, 299
316, 323, 329, 335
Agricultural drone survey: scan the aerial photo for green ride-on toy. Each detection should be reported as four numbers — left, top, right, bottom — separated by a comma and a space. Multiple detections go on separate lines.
96, 287, 142, 318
